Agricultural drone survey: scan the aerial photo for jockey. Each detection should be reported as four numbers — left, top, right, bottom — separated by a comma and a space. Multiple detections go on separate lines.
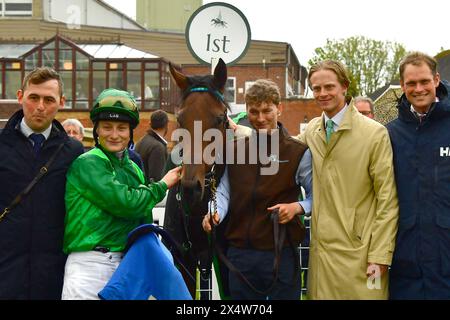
61, 88, 182, 300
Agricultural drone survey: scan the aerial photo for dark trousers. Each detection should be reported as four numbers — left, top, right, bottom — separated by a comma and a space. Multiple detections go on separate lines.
227, 246, 301, 300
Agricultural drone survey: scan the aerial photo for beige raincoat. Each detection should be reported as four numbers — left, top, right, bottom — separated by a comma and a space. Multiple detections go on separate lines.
297, 104, 399, 299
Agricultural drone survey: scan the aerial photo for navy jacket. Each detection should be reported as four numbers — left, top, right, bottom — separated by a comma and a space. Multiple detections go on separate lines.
0, 110, 84, 299
386, 81, 450, 299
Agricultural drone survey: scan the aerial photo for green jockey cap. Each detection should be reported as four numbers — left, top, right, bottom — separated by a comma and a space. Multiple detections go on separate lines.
90, 88, 140, 129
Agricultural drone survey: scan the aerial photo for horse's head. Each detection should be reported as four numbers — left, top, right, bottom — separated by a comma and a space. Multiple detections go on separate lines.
169, 59, 229, 202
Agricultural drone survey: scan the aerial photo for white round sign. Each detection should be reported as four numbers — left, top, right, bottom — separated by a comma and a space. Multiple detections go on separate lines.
186, 2, 251, 65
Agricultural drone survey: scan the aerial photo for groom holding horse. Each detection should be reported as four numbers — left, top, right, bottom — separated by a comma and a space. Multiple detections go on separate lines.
203, 79, 312, 300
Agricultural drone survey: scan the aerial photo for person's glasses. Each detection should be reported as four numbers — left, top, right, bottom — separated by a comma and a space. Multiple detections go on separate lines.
359, 110, 373, 116
97, 96, 137, 111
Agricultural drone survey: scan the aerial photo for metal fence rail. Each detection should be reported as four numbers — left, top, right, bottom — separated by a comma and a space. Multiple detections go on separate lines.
192, 215, 312, 300
299, 216, 311, 300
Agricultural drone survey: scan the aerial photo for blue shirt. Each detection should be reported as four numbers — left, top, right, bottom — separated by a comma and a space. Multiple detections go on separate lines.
212, 148, 313, 222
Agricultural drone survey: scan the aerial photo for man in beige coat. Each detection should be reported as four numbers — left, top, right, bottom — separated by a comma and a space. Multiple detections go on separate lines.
297, 60, 399, 299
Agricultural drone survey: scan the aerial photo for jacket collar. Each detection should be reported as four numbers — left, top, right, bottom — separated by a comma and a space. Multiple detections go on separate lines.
1, 109, 68, 146
96, 145, 130, 165
317, 99, 356, 135
149, 129, 168, 146
397, 80, 450, 123
249, 122, 290, 140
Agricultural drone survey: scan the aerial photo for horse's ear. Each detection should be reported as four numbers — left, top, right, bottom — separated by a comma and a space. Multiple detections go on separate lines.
169, 63, 189, 91
213, 58, 227, 91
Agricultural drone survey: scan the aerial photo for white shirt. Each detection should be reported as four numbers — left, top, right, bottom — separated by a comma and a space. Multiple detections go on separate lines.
410, 97, 439, 117
20, 118, 52, 143
154, 131, 168, 145
212, 149, 313, 222
323, 104, 349, 132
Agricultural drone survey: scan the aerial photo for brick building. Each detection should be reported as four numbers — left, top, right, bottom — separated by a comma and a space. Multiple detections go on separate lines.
0, 0, 319, 143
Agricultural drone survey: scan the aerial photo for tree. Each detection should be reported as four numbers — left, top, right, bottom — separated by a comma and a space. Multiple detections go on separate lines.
308, 36, 406, 97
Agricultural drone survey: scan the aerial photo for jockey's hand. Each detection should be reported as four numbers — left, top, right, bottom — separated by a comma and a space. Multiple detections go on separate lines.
161, 166, 182, 189
227, 116, 237, 131
202, 212, 220, 233
267, 202, 304, 224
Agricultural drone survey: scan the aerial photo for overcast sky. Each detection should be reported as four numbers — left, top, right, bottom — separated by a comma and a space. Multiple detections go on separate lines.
104, 0, 449, 66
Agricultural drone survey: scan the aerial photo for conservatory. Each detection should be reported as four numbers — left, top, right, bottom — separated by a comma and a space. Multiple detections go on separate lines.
0, 34, 179, 113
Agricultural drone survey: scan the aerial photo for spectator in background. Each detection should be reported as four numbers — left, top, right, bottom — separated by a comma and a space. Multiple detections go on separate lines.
0, 67, 84, 299
354, 96, 375, 119
62, 118, 84, 142
135, 110, 169, 182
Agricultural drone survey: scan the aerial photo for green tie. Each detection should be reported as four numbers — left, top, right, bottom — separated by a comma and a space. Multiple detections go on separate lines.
326, 119, 334, 143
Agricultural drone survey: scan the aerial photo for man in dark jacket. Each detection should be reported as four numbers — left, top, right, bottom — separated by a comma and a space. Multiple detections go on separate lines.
135, 110, 168, 182
387, 52, 450, 299
0, 67, 84, 299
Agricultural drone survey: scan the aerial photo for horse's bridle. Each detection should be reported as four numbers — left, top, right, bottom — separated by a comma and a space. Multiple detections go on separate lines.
187, 86, 230, 130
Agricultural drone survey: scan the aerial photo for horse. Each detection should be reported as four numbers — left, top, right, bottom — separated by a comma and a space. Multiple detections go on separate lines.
163, 59, 230, 299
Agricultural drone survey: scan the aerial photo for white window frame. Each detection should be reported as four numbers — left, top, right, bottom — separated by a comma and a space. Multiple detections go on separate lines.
2, 0, 32, 16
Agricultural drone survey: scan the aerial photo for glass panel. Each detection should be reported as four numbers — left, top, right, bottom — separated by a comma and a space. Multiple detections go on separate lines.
109, 70, 125, 90
59, 50, 73, 70
64, 101, 73, 109
93, 71, 106, 100
144, 71, 159, 99
5, 71, 22, 99
42, 41, 55, 50
93, 62, 106, 70
75, 71, 89, 108
75, 100, 89, 109
4, 1, 32, 16
225, 78, 236, 103
76, 51, 89, 70
127, 70, 141, 101
109, 62, 123, 70
25, 51, 39, 70
95, 45, 118, 59
0, 44, 34, 58
42, 50, 55, 68
127, 62, 141, 70
5, 61, 21, 69
59, 41, 71, 50
5, 3, 32, 11
144, 70, 160, 110
145, 62, 159, 70
60, 71, 73, 107
145, 100, 160, 109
